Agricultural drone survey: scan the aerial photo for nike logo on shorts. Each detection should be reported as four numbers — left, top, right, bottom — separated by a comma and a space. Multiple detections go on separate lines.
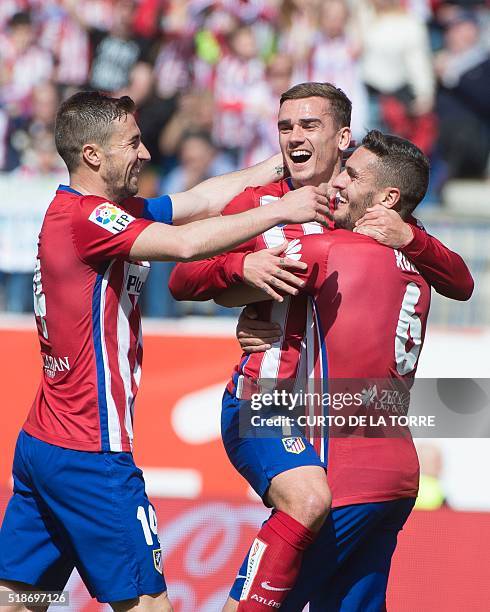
261, 581, 292, 592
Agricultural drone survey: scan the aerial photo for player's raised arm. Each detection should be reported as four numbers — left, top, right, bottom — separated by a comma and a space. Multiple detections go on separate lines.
401, 224, 474, 300
354, 205, 474, 300
166, 153, 285, 224
130, 186, 329, 261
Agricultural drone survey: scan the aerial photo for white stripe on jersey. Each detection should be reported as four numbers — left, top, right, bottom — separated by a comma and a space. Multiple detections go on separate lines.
314, 300, 326, 464
302, 222, 324, 235
118, 262, 135, 448
133, 323, 143, 418
258, 198, 289, 386
306, 298, 327, 463
238, 196, 326, 401
100, 261, 123, 451
305, 300, 316, 444
259, 298, 291, 382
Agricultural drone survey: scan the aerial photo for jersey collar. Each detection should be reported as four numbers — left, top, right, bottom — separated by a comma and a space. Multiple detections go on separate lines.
58, 184, 82, 196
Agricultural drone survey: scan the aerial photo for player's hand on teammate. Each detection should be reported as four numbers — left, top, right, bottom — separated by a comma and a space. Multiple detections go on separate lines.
354, 205, 414, 248
278, 185, 330, 225
236, 305, 282, 353
243, 241, 307, 302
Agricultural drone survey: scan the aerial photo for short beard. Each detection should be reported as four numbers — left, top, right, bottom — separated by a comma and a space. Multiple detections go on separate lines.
103, 165, 135, 203
335, 191, 375, 231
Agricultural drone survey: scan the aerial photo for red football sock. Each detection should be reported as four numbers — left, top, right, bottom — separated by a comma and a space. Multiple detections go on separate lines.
237, 510, 315, 610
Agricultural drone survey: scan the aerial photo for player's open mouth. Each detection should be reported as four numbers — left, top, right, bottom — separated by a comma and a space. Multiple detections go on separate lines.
289, 149, 312, 165
335, 192, 348, 209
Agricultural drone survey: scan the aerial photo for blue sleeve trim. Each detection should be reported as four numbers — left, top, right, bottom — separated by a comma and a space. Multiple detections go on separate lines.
142, 195, 173, 225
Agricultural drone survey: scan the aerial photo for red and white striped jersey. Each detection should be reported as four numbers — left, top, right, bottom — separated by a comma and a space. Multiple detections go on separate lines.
169, 179, 327, 393
23, 185, 171, 453
214, 180, 326, 393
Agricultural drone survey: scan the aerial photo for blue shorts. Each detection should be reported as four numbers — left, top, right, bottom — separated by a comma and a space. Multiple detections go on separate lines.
0, 431, 166, 602
230, 497, 415, 611
221, 388, 326, 503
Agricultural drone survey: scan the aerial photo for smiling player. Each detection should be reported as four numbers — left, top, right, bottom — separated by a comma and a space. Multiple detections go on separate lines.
0, 91, 330, 612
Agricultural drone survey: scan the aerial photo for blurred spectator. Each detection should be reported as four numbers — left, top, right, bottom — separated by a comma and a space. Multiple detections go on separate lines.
356, 0, 437, 154
212, 24, 266, 160
3, 81, 59, 171
0, 11, 53, 117
415, 443, 448, 510
153, 36, 194, 101
217, 0, 279, 58
244, 53, 293, 165
143, 131, 234, 318
159, 89, 216, 168
14, 131, 66, 177
0, 1, 30, 31
118, 62, 176, 169
39, 0, 90, 89
89, 0, 150, 93
161, 130, 235, 194
153, 0, 195, 100
309, 0, 368, 139
278, 0, 321, 82
434, 10, 490, 179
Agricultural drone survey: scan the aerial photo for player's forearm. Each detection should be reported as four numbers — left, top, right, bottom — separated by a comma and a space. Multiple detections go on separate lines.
215, 284, 269, 307
178, 205, 286, 260
185, 153, 284, 217
131, 204, 284, 262
169, 253, 248, 301
403, 227, 474, 300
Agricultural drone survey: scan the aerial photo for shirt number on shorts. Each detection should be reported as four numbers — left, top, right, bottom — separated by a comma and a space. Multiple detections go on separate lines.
136, 504, 159, 546
395, 282, 422, 375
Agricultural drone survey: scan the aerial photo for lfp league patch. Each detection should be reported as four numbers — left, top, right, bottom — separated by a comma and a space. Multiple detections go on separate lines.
89, 202, 135, 234
282, 437, 306, 454
153, 548, 163, 574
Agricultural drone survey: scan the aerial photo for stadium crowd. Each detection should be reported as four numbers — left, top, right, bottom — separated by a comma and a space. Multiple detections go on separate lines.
0, 0, 488, 316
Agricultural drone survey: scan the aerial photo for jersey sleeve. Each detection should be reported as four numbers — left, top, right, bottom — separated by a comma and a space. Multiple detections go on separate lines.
72, 195, 154, 263
123, 195, 173, 224
140, 195, 173, 224
168, 188, 258, 301
404, 219, 474, 301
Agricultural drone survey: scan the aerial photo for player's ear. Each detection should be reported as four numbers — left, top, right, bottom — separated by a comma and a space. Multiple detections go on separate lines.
82, 143, 103, 169
380, 187, 400, 209
337, 127, 351, 151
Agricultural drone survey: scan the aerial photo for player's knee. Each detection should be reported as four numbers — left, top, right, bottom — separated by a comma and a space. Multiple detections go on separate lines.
299, 487, 332, 530
269, 468, 331, 530
273, 484, 331, 530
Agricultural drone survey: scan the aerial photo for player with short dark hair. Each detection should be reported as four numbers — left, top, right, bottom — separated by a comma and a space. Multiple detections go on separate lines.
334, 130, 430, 229
0, 90, 330, 612
54, 92, 137, 174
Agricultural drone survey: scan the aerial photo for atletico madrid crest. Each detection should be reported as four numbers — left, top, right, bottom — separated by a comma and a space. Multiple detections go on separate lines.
282, 437, 306, 454
153, 548, 162, 574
